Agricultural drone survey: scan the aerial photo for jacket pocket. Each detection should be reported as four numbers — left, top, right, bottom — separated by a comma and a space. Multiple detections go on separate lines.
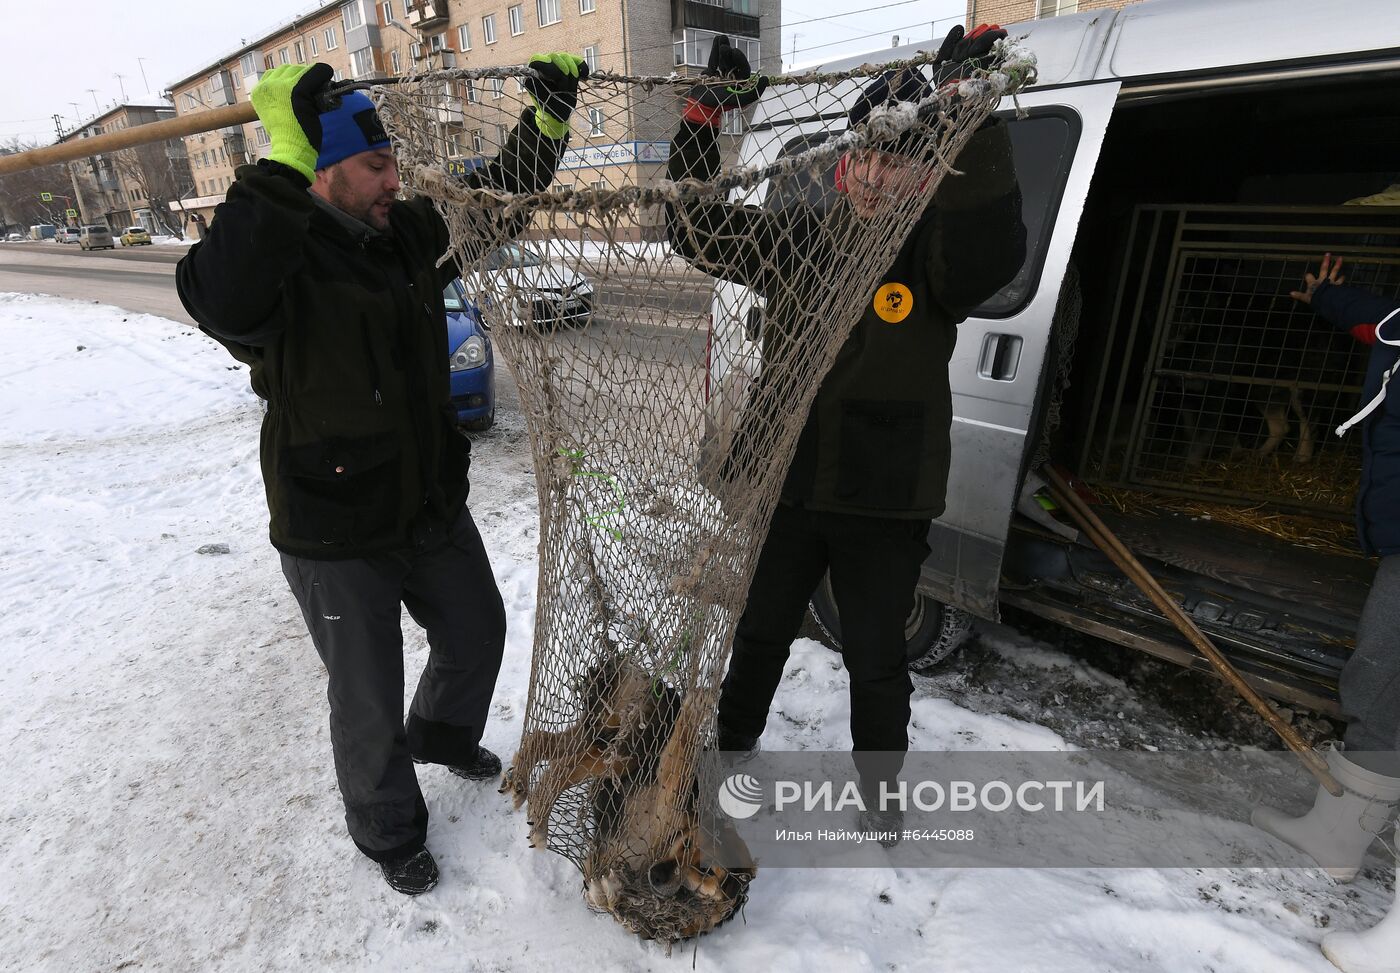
834, 399, 926, 509
277, 432, 402, 546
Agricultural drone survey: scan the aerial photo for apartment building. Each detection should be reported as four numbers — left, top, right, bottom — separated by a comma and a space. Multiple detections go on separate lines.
384, 0, 780, 236
56, 99, 195, 233
167, 0, 386, 228
967, 0, 1140, 27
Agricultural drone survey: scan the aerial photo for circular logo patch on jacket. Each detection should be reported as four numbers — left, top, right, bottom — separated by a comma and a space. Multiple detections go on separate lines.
874, 283, 913, 323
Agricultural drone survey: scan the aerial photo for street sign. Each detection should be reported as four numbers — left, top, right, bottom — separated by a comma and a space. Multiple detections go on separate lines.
65, 208, 77, 218
39, 192, 53, 202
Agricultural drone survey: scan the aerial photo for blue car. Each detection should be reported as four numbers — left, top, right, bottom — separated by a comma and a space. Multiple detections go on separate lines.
445, 279, 495, 431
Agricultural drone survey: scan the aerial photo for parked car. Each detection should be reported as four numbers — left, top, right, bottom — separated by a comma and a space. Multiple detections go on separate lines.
706, 0, 1400, 714
465, 242, 593, 328
54, 227, 81, 244
78, 225, 114, 251
119, 226, 152, 246
445, 279, 494, 431
4, 232, 23, 242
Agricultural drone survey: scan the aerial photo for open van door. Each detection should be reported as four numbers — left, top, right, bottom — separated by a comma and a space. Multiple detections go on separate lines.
925, 81, 1120, 620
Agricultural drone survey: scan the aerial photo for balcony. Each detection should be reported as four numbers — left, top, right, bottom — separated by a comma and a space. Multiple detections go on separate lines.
419, 49, 457, 71
677, 0, 759, 38
408, 0, 450, 31
436, 97, 465, 126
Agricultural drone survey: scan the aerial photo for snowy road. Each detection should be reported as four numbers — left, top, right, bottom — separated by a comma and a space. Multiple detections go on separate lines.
0, 293, 1387, 972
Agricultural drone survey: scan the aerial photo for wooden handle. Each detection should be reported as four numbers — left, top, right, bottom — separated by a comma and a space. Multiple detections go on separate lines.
0, 103, 258, 177
1041, 465, 1344, 797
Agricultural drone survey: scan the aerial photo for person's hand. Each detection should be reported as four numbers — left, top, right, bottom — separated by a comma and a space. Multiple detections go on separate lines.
932, 23, 1008, 85
249, 63, 335, 183
1290, 253, 1346, 304
525, 53, 589, 140
683, 35, 768, 126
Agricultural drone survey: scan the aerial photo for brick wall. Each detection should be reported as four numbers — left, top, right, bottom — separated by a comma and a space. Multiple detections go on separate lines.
964, 0, 1139, 29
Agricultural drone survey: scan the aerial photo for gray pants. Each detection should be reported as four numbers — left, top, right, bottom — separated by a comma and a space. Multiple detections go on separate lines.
281, 507, 506, 862
1341, 554, 1400, 775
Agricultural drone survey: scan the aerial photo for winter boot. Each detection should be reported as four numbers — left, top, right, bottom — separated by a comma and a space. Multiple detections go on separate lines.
380, 848, 439, 896
445, 745, 502, 781
1322, 825, 1400, 973
716, 723, 760, 765
1251, 748, 1400, 882
857, 804, 904, 848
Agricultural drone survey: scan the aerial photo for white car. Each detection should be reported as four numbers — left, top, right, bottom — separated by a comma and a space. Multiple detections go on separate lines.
464, 243, 593, 328
55, 227, 82, 244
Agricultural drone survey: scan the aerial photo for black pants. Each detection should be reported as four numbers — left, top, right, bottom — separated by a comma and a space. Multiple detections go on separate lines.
281, 507, 507, 862
718, 504, 931, 756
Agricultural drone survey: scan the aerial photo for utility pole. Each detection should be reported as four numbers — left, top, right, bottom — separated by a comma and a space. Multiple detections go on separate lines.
789, 32, 802, 71
136, 57, 150, 93
114, 73, 128, 101
53, 114, 92, 225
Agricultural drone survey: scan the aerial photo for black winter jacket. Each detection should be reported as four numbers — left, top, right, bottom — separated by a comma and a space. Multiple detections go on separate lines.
667, 119, 1025, 518
177, 111, 562, 558
1311, 281, 1400, 557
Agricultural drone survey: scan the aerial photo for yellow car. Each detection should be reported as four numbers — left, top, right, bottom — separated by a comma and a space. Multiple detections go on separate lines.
119, 226, 152, 246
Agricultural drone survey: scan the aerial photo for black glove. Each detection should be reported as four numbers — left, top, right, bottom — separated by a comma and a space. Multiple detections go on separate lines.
524, 52, 590, 138
683, 35, 768, 126
932, 23, 1008, 85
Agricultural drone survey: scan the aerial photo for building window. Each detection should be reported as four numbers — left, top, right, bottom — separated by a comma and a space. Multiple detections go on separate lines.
264, 54, 275, 70
279, 47, 290, 65
295, 41, 305, 62
254, 125, 270, 147
430, 32, 446, 51
390, 49, 401, 73
1037, 0, 1079, 15
536, 0, 561, 27
309, 34, 319, 56
239, 52, 258, 77
448, 132, 462, 156
491, 77, 505, 99
471, 129, 484, 153
403, 0, 412, 14
343, 3, 364, 31
579, 0, 595, 12
411, 41, 423, 59
674, 29, 757, 68
508, 5, 523, 36
458, 23, 472, 50
325, 26, 339, 50
721, 108, 744, 135
583, 45, 599, 72
483, 14, 497, 43
588, 108, 604, 136
729, 0, 754, 12
465, 80, 478, 103
497, 123, 509, 146
382, 0, 395, 23
352, 47, 375, 77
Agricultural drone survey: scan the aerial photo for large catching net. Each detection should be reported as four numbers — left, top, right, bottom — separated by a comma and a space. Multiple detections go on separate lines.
376, 43, 1035, 942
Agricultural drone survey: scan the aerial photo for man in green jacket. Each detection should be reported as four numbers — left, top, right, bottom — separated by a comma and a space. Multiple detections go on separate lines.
668, 31, 1024, 835
177, 56, 585, 894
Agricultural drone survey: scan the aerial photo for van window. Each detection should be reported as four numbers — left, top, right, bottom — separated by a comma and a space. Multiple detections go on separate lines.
972, 110, 1081, 318
760, 110, 1080, 317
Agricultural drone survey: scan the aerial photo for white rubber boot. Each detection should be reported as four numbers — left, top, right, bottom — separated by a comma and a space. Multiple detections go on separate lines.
1322, 826, 1400, 973
1251, 748, 1400, 882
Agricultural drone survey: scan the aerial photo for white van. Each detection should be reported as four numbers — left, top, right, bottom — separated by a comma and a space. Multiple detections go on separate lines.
711, 0, 1400, 714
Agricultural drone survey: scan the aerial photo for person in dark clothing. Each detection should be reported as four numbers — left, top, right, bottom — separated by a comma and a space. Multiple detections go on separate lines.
176, 56, 586, 894
667, 30, 1025, 837
1247, 254, 1400, 971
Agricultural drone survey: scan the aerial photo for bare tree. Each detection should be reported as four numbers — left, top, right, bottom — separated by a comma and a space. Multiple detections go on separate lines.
0, 139, 73, 234
111, 139, 194, 239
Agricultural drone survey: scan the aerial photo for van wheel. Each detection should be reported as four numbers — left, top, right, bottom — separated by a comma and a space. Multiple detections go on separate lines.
809, 572, 972, 674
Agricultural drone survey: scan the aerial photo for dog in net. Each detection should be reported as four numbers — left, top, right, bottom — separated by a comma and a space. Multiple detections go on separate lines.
376, 30, 1035, 943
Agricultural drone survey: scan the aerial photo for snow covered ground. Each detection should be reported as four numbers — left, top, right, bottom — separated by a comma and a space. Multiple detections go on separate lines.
0, 292, 1390, 971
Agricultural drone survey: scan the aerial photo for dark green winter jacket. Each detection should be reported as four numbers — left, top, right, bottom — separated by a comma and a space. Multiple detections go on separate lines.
667, 117, 1025, 519
177, 110, 562, 558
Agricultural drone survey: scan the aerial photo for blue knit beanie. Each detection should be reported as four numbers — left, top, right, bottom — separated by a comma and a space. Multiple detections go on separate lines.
315, 91, 391, 170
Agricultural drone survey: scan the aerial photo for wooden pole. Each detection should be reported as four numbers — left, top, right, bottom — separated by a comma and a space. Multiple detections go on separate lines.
0, 103, 257, 177
1041, 465, 1344, 797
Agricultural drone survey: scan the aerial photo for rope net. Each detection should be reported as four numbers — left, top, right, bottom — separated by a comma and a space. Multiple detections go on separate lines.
376, 44, 1034, 943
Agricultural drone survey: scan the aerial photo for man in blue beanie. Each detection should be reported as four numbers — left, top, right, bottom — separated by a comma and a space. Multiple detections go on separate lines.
176, 56, 585, 895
